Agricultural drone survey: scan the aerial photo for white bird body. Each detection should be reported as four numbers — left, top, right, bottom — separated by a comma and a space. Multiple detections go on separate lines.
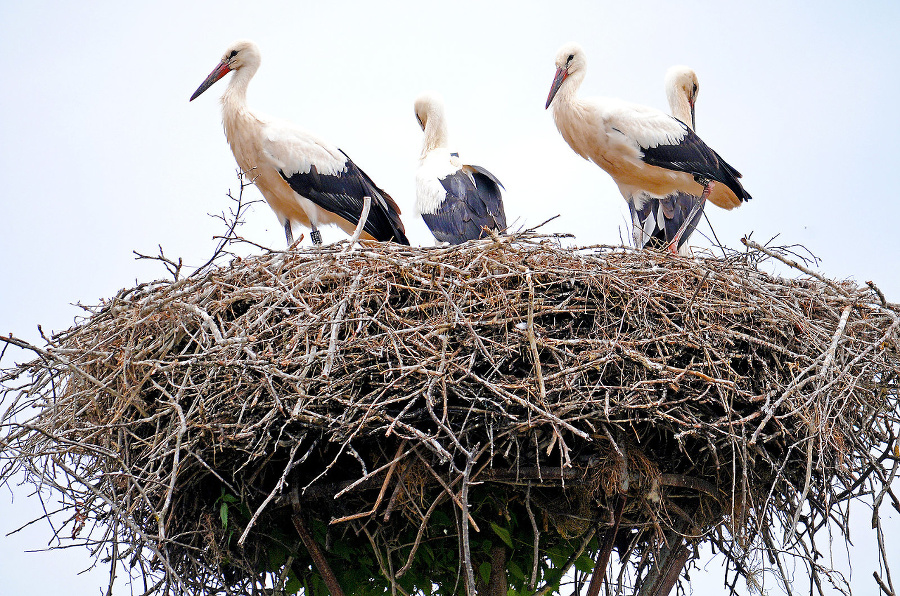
415, 147, 463, 216
546, 43, 750, 214
414, 93, 506, 245
191, 40, 408, 246
552, 92, 726, 207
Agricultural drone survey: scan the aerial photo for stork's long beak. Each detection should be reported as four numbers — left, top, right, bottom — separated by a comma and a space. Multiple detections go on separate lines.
190, 61, 231, 102
545, 67, 568, 109
689, 101, 696, 131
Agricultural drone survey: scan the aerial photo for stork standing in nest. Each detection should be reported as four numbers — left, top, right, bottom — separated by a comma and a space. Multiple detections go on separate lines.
630, 66, 706, 254
414, 93, 507, 244
545, 43, 750, 253
190, 40, 408, 247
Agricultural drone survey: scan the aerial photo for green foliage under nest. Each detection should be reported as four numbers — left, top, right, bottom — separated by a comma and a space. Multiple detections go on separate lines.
2, 234, 899, 596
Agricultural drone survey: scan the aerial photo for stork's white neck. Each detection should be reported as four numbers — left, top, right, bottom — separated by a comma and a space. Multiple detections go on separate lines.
221, 64, 256, 115
421, 108, 449, 157
216, 63, 266, 177
218, 64, 262, 158
667, 88, 693, 131
550, 70, 593, 161
551, 69, 586, 114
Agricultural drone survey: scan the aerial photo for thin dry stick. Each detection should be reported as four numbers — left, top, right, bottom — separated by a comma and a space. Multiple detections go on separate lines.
460, 448, 478, 596
821, 304, 854, 373
330, 440, 409, 523
238, 442, 301, 546
415, 451, 480, 531
360, 523, 410, 596
344, 196, 372, 253
741, 237, 853, 298
526, 269, 548, 405
324, 271, 364, 376
0, 334, 118, 416
874, 572, 893, 596
784, 303, 853, 546
525, 483, 540, 591
534, 527, 599, 596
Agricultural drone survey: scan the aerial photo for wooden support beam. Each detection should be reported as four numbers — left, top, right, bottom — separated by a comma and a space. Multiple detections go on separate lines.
584, 494, 627, 596
475, 544, 508, 596
291, 485, 346, 596
650, 540, 692, 596
488, 544, 507, 596
636, 524, 692, 596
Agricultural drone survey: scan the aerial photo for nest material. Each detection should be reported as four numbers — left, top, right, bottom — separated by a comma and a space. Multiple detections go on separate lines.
2, 234, 899, 596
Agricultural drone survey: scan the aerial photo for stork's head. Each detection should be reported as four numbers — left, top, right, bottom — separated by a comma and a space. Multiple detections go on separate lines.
413, 92, 444, 131
664, 65, 699, 130
546, 43, 586, 109
190, 40, 261, 102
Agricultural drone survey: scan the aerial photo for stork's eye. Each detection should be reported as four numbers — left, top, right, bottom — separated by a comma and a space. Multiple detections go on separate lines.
692, 84, 698, 94
567, 54, 574, 64
227, 50, 238, 59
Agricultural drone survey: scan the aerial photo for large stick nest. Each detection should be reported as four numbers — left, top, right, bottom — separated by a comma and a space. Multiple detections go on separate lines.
2, 234, 899, 596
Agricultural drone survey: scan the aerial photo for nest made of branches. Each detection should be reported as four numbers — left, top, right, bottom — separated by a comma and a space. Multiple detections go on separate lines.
2, 233, 899, 596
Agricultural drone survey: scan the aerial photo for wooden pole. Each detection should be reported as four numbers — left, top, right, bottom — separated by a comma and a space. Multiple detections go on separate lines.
636, 524, 692, 596
291, 485, 346, 596
584, 494, 627, 596
488, 544, 508, 596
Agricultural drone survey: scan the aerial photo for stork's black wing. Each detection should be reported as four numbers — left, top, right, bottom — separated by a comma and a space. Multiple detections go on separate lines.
639, 125, 751, 203
423, 165, 506, 245
280, 152, 409, 244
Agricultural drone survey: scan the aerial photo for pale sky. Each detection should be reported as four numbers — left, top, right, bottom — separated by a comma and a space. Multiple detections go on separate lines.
1, 1, 898, 594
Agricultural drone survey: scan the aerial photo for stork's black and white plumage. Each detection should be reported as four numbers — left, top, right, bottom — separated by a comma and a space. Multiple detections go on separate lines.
545, 43, 750, 247
630, 66, 706, 255
190, 40, 408, 246
414, 93, 506, 245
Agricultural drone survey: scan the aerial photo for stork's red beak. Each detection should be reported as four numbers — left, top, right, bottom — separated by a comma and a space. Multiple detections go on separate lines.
689, 101, 696, 132
190, 61, 231, 102
545, 67, 568, 109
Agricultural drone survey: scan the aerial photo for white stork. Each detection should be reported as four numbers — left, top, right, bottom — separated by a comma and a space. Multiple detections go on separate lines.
414, 93, 507, 244
630, 66, 706, 254
190, 40, 408, 246
545, 43, 750, 252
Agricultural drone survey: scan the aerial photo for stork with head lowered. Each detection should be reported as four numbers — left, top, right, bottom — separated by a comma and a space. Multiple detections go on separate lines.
630, 66, 707, 254
413, 92, 507, 245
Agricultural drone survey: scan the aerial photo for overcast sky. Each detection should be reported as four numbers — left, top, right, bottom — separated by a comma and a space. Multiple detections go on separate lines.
1, 1, 898, 594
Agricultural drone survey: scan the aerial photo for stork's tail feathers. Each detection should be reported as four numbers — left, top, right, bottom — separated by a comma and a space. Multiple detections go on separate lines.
372, 187, 410, 245
341, 151, 408, 245
709, 150, 751, 209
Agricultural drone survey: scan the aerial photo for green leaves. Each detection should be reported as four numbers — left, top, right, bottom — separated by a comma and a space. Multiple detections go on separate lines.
208, 483, 605, 596
507, 560, 525, 582
574, 553, 595, 574
490, 522, 514, 549
217, 491, 238, 529
479, 561, 492, 585
220, 500, 228, 528
284, 574, 301, 594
